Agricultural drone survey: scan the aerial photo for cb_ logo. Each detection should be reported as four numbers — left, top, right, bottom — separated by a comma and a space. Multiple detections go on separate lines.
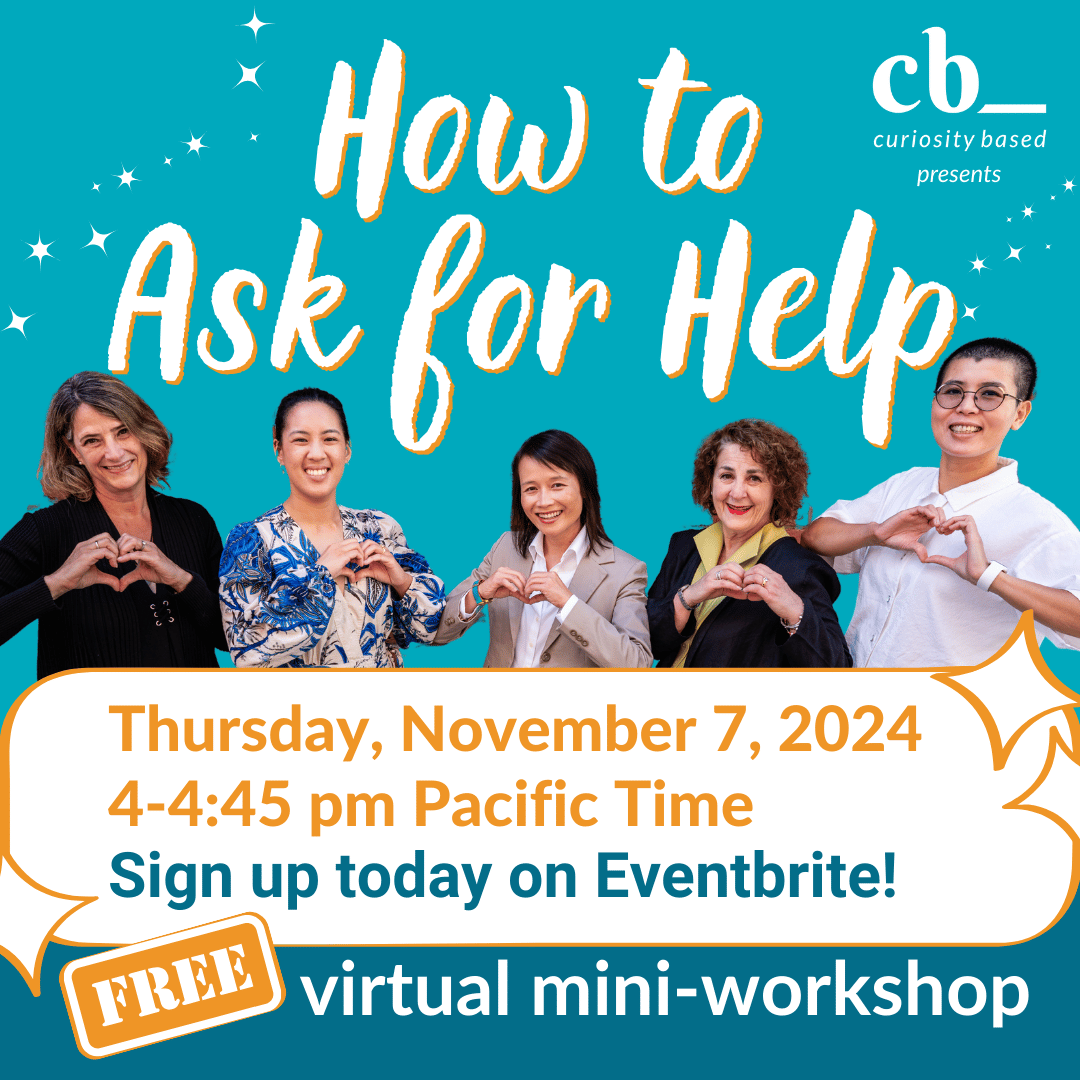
873, 28, 1044, 115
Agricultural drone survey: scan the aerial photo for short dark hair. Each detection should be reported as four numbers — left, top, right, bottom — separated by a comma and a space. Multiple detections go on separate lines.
273, 388, 350, 444
39, 371, 172, 502
691, 419, 809, 526
936, 337, 1037, 402
510, 430, 612, 558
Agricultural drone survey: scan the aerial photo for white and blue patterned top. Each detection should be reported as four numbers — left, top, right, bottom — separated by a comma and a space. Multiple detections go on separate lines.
219, 505, 445, 668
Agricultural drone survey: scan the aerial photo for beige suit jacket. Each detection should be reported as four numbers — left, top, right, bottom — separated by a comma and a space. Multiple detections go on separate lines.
434, 532, 652, 668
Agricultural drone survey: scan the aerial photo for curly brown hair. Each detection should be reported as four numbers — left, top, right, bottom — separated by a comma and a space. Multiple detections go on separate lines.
39, 372, 172, 502
691, 419, 808, 526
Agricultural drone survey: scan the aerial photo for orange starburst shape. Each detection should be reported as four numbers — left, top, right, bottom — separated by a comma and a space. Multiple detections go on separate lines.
932, 610, 1080, 771
1002, 728, 1080, 930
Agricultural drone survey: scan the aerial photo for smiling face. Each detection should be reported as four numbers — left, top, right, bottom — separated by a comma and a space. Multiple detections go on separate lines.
68, 403, 148, 500
711, 442, 776, 545
931, 356, 1030, 466
517, 456, 584, 552
275, 401, 350, 502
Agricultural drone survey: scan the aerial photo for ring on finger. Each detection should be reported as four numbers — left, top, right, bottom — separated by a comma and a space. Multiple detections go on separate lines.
762, 577, 768, 585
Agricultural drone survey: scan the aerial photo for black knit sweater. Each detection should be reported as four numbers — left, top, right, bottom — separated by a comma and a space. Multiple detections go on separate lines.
0, 490, 226, 678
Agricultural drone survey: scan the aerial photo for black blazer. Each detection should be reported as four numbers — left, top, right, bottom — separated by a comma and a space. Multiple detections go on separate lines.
0, 490, 226, 678
647, 531, 852, 668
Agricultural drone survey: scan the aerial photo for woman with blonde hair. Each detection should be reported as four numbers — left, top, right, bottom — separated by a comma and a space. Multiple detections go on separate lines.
0, 371, 225, 677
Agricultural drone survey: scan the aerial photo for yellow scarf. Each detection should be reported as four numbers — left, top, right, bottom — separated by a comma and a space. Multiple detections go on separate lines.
672, 521, 790, 668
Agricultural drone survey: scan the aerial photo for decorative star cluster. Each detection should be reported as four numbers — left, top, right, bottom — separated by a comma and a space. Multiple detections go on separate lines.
959, 174, 1073, 320
235, 10, 271, 91
7, 12, 279, 342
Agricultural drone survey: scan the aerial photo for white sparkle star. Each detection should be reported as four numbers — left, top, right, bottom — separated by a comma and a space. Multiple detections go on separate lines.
1046, 244, 1052, 249
1064, 179, 1075, 192
83, 224, 113, 254
114, 164, 139, 188
4, 309, 32, 335
235, 62, 263, 89
250, 132, 259, 142
25, 235, 54, 266
1006, 245, 1023, 261
164, 156, 173, 166
970, 254, 988, 273
240, 10, 272, 39
91, 182, 100, 192
1051, 195, 1056, 201
1022, 205, 1035, 218
1006, 216, 1012, 222
184, 132, 208, 155
962, 305, 978, 320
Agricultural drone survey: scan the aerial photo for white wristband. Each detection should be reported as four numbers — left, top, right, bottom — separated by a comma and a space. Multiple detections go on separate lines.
976, 562, 1006, 591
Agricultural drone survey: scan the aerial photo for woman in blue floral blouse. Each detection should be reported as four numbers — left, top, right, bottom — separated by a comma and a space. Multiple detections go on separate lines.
219, 388, 445, 667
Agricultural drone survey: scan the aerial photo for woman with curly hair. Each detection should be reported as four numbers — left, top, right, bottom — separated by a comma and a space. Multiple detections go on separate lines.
647, 419, 851, 668
219, 388, 445, 667
0, 371, 226, 677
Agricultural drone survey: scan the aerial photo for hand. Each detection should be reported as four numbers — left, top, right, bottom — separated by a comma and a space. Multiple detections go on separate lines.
739, 565, 805, 626
44, 533, 122, 599
523, 571, 572, 609
923, 515, 990, 585
872, 504, 944, 560
477, 567, 528, 603
684, 561, 751, 605
317, 538, 366, 583
353, 539, 412, 596
114, 535, 193, 593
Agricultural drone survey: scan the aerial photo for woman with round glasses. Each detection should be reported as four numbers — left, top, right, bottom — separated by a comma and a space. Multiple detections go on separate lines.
802, 337, 1080, 666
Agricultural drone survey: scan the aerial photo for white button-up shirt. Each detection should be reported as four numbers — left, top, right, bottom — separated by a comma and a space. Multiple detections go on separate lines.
458, 527, 586, 667
821, 459, 1080, 667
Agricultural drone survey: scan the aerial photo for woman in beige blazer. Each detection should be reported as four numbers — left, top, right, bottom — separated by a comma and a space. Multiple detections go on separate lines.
434, 431, 652, 668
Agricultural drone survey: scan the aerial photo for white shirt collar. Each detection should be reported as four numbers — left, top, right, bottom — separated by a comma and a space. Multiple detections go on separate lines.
933, 458, 1019, 510
528, 525, 589, 567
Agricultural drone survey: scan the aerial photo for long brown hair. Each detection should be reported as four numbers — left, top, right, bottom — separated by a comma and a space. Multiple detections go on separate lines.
39, 372, 172, 501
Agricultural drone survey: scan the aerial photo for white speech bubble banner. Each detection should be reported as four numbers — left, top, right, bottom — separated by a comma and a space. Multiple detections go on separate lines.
1, 615, 1078, 994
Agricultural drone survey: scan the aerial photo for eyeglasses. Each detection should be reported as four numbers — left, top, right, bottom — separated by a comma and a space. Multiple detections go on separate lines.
933, 386, 1021, 411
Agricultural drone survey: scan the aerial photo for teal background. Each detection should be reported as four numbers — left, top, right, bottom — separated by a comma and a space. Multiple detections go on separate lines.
1, 1, 1076, 1073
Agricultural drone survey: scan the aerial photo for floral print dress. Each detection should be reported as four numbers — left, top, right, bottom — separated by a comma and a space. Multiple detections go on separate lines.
219, 505, 445, 667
